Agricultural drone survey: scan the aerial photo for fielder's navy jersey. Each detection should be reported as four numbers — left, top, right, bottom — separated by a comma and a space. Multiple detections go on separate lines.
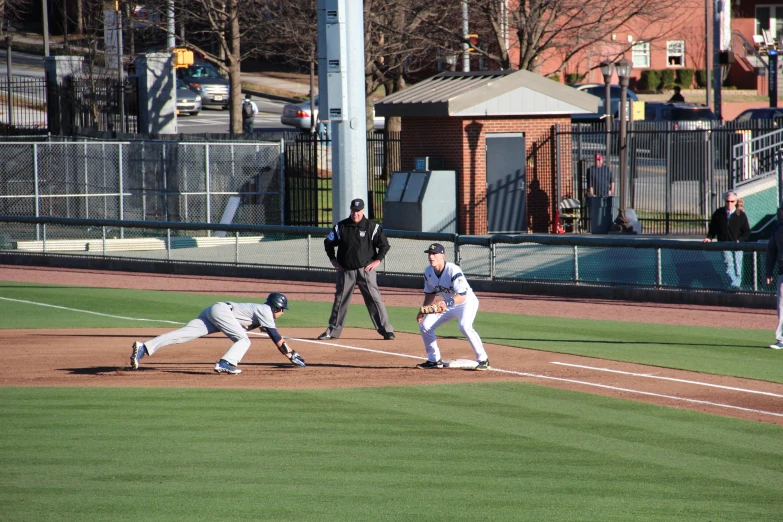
423, 262, 473, 300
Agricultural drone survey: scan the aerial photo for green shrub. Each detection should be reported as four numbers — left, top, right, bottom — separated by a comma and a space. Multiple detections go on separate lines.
638, 70, 661, 91
564, 72, 583, 85
676, 68, 694, 88
695, 69, 711, 88
659, 69, 676, 89
548, 73, 562, 83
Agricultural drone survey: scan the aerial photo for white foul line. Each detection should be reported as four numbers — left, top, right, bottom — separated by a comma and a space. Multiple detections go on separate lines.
0, 296, 183, 325
550, 362, 783, 399
289, 337, 783, 419
3, 297, 780, 418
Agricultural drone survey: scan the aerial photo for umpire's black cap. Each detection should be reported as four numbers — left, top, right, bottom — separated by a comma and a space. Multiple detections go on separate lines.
424, 243, 445, 254
350, 198, 365, 210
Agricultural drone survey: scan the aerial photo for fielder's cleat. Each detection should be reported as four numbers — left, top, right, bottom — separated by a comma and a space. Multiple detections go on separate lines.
769, 342, 783, 350
474, 359, 491, 371
416, 359, 443, 369
214, 359, 242, 374
317, 331, 332, 340
130, 341, 146, 370
383, 332, 396, 340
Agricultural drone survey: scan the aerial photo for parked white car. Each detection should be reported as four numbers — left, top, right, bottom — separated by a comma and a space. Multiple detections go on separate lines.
281, 96, 385, 131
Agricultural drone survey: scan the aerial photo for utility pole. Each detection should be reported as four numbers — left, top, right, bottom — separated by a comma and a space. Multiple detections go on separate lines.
462, 0, 469, 72
712, 0, 722, 120
42, 0, 50, 57
705, 0, 711, 110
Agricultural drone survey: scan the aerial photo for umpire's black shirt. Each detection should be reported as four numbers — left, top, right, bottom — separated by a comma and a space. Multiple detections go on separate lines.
324, 216, 390, 270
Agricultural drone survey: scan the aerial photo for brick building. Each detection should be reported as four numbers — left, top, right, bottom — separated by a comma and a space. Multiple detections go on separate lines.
375, 70, 597, 235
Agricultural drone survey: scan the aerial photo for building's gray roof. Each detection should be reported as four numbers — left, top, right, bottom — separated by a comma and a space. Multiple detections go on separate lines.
375, 69, 599, 118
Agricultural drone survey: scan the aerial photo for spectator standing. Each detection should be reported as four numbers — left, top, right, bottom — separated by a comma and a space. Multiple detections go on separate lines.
765, 208, 783, 349
318, 198, 395, 341
242, 94, 259, 135
668, 86, 685, 103
587, 153, 614, 197
703, 191, 750, 288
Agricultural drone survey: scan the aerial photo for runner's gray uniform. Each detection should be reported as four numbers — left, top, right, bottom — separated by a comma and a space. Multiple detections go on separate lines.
143, 302, 277, 366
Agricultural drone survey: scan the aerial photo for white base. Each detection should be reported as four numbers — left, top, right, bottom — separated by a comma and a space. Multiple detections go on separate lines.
443, 359, 479, 369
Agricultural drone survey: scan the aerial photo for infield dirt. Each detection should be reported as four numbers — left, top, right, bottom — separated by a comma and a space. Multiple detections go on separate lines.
1, 266, 781, 425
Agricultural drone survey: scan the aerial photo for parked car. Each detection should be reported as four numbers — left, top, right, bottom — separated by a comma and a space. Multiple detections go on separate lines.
176, 79, 202, 116
571, 84, 639, 122
281, 96, 385, 131
176, 62, 229, 109
642, 102, 717, 130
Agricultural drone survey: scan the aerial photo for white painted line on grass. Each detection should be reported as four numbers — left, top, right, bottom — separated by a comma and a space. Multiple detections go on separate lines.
550, 362, 783, 399
489, 367, 783, 418
0, 296, 183, 325
289, 338, 783, 418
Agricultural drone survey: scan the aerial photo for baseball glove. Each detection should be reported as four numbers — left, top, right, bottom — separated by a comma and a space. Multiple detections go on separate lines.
420, 304, 442, 315
289, 351, 306, 368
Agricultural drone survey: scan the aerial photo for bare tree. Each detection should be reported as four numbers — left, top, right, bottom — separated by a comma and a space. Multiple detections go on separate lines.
365, 0, 458, 131
142, 0, 267, 134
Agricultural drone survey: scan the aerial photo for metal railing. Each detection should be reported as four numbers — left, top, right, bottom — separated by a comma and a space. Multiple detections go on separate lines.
0, 76, 48, 133
0, 214, 775, 295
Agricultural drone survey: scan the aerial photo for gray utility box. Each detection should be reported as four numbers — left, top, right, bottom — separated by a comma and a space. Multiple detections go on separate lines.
588, 196, 619, 234
383, 170, 457, 233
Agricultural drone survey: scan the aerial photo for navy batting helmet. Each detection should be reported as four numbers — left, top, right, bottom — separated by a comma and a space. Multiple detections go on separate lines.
266, 292, 289, 312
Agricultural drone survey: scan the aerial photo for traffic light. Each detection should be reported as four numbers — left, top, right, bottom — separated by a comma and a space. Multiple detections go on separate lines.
468, 34, 479, 52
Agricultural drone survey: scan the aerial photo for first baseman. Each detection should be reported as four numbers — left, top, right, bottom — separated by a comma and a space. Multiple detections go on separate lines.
416, 243, 489, 370
129, 292, 305, 374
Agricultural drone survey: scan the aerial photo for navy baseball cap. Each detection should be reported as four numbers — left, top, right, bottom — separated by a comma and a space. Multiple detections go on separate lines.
350, 198, 365, 210
424, 243, 445, 254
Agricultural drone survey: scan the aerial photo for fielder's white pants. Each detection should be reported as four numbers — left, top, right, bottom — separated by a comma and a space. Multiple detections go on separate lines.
775, 275, 783, 342
143, 303, 251, 366
418, 295, 487, 363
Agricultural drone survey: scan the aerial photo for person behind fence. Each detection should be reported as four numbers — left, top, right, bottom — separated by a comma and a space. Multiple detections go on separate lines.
765, 207, 783, 349
703, 191, 750, 289
317, 198, 395, 341
587, 153, 614, 197
668, 86, 685, 103
242, 94, 258, 134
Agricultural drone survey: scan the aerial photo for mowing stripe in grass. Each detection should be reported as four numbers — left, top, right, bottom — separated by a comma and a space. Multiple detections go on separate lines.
552, 362, 783, 398
0, 296, 183, 325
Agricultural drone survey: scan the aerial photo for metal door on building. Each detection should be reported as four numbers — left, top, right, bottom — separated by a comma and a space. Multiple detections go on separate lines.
486, 133, 526, 233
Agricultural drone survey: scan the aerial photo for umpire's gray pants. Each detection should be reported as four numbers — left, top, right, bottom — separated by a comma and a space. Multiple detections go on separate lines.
324, 268, 393, 338
143, 302, 251, 366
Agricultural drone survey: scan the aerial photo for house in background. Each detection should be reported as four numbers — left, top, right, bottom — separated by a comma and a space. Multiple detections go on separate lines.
501, 1, 773, 101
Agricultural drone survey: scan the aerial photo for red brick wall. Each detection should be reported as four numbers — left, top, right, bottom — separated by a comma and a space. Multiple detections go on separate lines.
401, 116, 572, 234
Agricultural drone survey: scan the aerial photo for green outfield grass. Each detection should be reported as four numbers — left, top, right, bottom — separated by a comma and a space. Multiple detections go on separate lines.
1, 385, 781, 521
0, 281, 781, 520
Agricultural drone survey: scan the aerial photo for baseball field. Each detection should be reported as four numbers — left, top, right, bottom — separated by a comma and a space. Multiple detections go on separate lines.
0, 266, 781, 521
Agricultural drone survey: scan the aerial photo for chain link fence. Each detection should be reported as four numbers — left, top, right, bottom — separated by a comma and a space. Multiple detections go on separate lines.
0, 140, 284, 233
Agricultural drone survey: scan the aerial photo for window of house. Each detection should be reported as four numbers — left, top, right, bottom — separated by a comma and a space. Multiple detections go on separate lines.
667, 41, 685, 67
756, 5, 783, 38
632, 42, 650, 68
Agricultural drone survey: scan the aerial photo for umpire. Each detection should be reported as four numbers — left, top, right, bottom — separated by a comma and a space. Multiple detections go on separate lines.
318, 198, 395, 341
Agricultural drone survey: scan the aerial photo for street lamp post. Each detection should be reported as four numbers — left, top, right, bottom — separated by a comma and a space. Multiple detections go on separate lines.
600, 61, 614, 159
611, 57, 635, 234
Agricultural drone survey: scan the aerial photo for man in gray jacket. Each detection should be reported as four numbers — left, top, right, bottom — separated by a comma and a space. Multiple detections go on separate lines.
765, 208, 783, 349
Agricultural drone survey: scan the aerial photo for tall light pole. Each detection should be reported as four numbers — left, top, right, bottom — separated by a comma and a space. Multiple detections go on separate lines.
611, 57, 634, 233
600, 61, 614, 159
